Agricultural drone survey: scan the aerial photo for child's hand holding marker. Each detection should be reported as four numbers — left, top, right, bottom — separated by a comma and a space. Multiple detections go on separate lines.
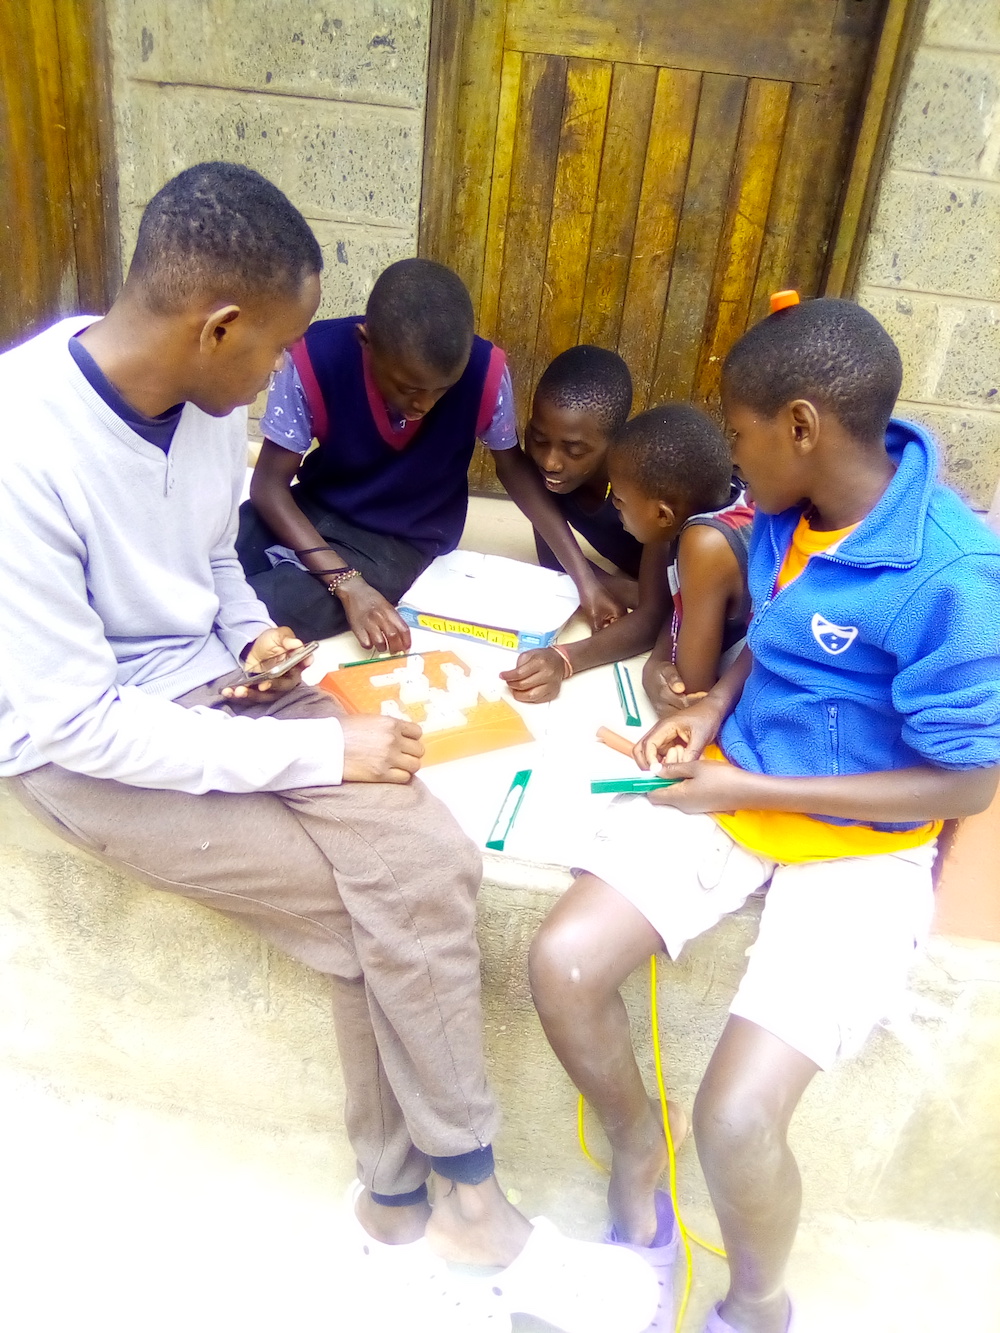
634, 697, 724, 770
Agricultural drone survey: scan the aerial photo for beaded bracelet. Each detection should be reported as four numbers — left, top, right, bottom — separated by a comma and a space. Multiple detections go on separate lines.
324, 568, 361, 595
551, 644, 574, 679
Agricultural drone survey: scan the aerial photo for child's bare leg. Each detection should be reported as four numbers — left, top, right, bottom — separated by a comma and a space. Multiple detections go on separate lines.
694, 1016, 818, 1333
529, 872, 670, 1244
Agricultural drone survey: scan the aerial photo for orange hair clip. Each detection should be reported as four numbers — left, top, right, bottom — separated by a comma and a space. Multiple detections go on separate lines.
769, 289, 800, 313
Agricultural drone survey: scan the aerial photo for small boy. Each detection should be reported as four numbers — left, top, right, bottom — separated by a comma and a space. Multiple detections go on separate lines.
236, 261, 623, 649
528, 298, 1000, 1333
503, 403, 750, 707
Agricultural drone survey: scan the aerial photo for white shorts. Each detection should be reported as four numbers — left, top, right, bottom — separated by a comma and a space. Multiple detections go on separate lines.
578, 796, 936, 1070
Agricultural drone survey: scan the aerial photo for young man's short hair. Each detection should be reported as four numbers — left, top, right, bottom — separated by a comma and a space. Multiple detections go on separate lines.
611, 404, 731, 513
722, 298, 903, 443
365, 259, 475, 375
535, 346, 633, 434
128, 161, 323, 314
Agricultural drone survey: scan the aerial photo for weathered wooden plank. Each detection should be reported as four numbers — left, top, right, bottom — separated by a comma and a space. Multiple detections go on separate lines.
532, 57, 612, 385
445, 0, 509, 315
648, 72, 746, 407
578, 61, 657, 352
825, 0, 920, 295
419, 0, 471, 263
748, 83, 826, 322
693, 78, 791, 405
506, 0, 838, 85
493, 52, 567, 426
1, 0, 76, 348
478, 50, 523, 339
54, 0, 119, 312
617, 65, 701, 411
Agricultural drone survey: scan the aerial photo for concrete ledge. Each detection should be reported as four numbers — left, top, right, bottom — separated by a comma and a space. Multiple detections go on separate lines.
5, 781, 999, 1234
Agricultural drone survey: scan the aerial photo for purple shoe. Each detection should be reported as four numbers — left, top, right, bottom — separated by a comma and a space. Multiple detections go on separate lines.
703, 1300, 795, 1332
606, 1190, 679, 1332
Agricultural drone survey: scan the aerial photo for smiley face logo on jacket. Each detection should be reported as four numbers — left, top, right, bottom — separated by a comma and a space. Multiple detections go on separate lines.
811, 612, 858, 655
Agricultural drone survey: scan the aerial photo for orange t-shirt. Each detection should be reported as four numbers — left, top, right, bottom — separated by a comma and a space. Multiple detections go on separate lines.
705, 514, 941, 863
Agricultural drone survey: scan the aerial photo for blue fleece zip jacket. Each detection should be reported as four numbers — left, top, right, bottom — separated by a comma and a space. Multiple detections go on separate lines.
719, 418, 1000, 831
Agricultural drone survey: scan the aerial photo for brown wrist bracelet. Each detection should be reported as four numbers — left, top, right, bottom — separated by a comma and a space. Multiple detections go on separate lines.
324, 568, 361, 595
551, 644, 573, 679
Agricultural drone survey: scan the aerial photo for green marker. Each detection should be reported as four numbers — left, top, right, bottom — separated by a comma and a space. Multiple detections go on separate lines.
486, 769, 532, 851
614, 662, 642, 727
590, 777, 679, 795
338, 650, 413, 670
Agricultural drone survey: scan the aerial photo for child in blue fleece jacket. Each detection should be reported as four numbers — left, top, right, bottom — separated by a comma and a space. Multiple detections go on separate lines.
529, 297, 1000, 1333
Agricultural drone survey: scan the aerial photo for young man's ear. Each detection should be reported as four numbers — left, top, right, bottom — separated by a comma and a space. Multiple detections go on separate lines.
787, 398, 820, 455
355, 323, 371, 349
199, 305, 241, 353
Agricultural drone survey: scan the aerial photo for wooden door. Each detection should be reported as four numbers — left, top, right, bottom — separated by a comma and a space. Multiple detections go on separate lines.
0, 0, 117, 352
422, 0, 899, 491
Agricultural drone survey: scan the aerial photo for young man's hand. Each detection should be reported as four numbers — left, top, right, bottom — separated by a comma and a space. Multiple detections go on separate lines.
647, 758, 760, 813
634, 697, 725, 769
337, 578, 411, 655
221, 628, 311, 701
501, 648, 566, 703
578, 576, 627, 632
340, 716, 424, 783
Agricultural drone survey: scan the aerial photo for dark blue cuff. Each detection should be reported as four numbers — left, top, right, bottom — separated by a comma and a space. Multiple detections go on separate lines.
429, 1144, 495, 1186
368, 1183, 429, 1208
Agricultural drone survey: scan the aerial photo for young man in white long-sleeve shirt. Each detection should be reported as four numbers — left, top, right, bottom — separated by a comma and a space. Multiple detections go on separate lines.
0, 163, 655, 1333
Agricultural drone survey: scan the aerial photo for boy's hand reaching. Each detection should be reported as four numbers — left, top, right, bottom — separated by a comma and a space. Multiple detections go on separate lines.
501, 648, 567, 703
641, 658, 707, 715
337, 578, 411, 655
579, 576, 627, 632
634, 697, 725, 769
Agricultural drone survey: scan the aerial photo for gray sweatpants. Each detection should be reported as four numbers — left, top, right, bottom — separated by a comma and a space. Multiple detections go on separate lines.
6, 674, 499, 1197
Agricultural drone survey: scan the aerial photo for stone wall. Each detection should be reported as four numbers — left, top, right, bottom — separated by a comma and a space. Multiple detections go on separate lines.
106, 1, 429, 319
858, 0, 1000, 508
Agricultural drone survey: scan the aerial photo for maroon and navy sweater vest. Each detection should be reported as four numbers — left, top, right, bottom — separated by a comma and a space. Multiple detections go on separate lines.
290, 317, 503, 556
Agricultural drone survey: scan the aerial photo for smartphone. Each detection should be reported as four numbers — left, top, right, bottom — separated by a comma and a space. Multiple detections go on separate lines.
240, 640, 319, 686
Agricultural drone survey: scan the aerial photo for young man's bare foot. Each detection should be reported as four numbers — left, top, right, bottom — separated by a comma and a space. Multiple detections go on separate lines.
355, 1189, 431, 1245
424, 1173, 533, 1267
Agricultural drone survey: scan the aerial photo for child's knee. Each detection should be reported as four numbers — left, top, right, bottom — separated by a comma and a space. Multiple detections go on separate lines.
693, 1080, 784, 1171
528, 911, 609, 1011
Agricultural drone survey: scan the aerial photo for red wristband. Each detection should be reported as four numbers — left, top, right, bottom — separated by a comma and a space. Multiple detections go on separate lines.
552, 645, 573, 679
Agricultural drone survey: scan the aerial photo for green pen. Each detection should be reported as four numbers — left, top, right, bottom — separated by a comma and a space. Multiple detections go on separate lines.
486, 769, 532, 851
338, 650, 414, 670
613, 662, 642, 727
590, 777, 679, 795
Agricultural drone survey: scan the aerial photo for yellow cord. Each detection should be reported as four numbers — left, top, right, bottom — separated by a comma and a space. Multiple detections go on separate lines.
576, 954, 726, 1333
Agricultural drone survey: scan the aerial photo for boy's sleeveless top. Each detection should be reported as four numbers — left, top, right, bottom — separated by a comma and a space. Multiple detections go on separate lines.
667, 478, 754, 657
291, 317, 498, 556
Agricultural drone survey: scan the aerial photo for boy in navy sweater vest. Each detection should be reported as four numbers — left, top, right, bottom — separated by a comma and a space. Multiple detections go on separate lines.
529, 298, 1000, 1333
237, 260, 626, 649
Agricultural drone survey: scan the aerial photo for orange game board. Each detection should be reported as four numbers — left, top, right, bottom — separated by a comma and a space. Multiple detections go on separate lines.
318, 650, 533, 766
